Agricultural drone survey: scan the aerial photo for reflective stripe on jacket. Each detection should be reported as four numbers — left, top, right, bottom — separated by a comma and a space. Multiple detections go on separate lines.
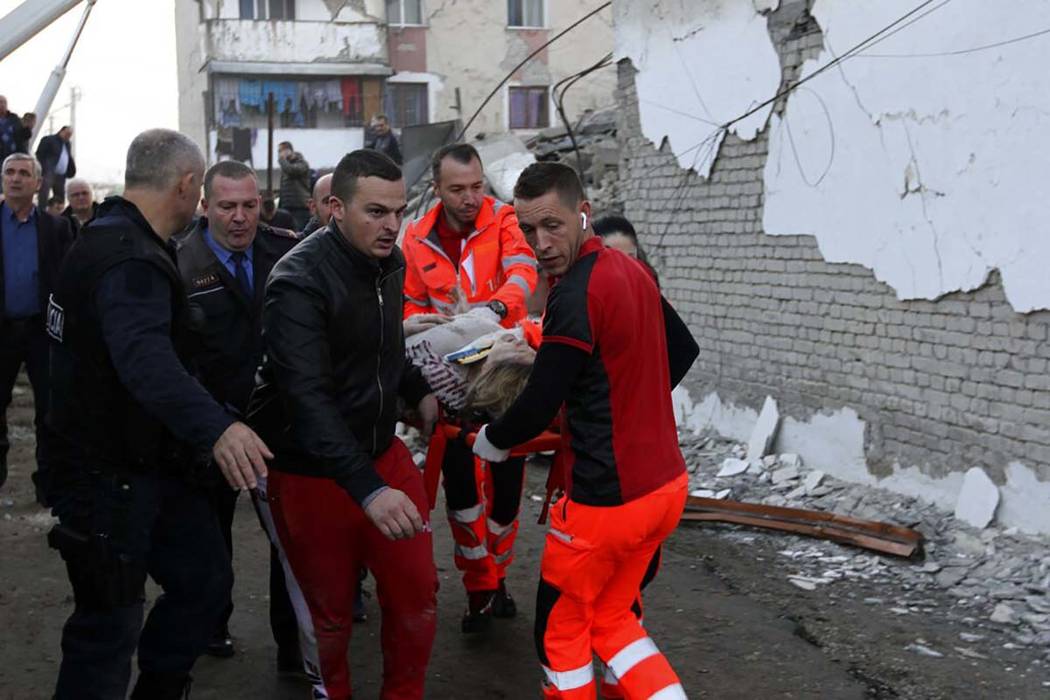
401, 196, 538, 327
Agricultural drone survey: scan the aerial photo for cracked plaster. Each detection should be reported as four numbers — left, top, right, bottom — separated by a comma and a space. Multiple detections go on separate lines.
763, 0, 1050, 312
613, 0, 781, 177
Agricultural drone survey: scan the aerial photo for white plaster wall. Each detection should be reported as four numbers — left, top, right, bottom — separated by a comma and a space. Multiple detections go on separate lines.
205, 18, 385, 64
211, 127, 364, 170
764, 0, 1050, 312
613, 0, 781, 177
677, 390, 1050, 534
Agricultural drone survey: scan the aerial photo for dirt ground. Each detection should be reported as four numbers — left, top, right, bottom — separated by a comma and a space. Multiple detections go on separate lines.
1, 375, 1048, 699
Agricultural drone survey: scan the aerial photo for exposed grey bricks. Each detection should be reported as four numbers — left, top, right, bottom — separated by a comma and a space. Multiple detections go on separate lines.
613, 4, 1050, 485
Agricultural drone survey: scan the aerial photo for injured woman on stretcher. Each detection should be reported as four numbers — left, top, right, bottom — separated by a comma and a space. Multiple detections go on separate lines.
403, 311, 539, 425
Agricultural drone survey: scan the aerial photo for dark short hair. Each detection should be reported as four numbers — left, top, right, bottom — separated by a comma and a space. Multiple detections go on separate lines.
278, 140, 293, 150
203, 160, 257, 200
593, 215, 637, 242
331, 149, 402, 203
513, 161, 584, 208
593, 214, 652, 266
431, 143, 482, 182
47, 196, 64, 206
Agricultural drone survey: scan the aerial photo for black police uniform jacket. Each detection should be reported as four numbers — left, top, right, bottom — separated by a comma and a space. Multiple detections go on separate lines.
176, 218, 298, 416
47, 198, 203, 472
248, 221, 431, 504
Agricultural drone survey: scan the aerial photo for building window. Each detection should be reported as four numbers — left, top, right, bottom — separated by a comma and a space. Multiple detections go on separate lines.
508, 86, 549, 129
386, 0, 423, 25
385, 83, 429, 127
240, 0, 295, 19
508, 0, 543, 28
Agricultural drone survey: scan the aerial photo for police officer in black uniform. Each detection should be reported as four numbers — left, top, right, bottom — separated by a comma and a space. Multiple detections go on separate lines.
175, 160, 301, 668
46, 129, 273, 700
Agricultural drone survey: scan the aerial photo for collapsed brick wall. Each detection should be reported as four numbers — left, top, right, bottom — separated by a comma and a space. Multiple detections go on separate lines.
616, 0, 1050, 485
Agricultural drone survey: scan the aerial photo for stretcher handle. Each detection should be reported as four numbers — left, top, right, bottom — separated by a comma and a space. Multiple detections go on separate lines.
440, 424, 561, 456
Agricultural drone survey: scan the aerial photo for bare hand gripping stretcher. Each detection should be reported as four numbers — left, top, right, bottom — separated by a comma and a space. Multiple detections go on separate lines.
423, 420, 564, 523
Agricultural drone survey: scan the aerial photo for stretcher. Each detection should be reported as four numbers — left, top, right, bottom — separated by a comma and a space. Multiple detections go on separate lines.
423, 419, 564, 523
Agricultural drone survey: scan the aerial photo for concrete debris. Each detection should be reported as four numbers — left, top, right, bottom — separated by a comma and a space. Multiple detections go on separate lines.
472, 134, 535, 202
717, 458, 750, 478
679, 430, 1050, 649
771, 466, 800, 485
525, 108, 620, 216
991, 603, 1019, 626
762, 455, 779, 469
788, 576, 820, 591
954, 467, 1000, 530
690, 488, 732, 500
905, 642, 944, 658
803, 470, 825, 494
745, 396, 780, 464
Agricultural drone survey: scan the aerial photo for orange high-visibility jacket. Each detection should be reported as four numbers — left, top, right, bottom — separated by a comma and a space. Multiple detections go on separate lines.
401, 197, 538, 326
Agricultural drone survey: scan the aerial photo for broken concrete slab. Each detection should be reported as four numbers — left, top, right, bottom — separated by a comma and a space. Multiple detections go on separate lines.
717, 458, 750, 478
771, 466, 800, 485
803, 470, 826, 494
778, 453, 802, 469
991, 602, 1019, 625
745, 396, 780, 464
954, 467, 1000, 529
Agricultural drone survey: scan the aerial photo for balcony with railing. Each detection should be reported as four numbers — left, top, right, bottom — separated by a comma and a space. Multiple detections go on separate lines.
202, 19, 389, 75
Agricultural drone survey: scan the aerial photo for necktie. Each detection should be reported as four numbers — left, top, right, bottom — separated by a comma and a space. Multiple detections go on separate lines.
231, 251, 252, 298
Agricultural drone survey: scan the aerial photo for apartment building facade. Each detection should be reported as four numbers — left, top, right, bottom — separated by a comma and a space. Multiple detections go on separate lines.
175, 0, 614, 171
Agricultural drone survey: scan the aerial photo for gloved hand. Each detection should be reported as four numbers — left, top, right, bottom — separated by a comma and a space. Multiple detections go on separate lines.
473, 424, 511, 463
464, 305, 501, 325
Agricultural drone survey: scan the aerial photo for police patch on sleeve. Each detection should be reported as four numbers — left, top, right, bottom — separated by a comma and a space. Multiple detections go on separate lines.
46, 294, 65, 342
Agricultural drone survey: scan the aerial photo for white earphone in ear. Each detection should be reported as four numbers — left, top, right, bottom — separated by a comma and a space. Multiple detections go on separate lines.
580, 212, 589, 229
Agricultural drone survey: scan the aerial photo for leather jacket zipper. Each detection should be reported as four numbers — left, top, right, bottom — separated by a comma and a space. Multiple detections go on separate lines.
374, 274, 384, 449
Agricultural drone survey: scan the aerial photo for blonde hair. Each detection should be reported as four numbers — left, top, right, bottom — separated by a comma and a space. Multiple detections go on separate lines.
463, 359, 533, 420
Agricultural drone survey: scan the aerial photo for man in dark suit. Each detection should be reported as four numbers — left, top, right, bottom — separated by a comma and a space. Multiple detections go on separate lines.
35, 126, 76, 204
0, 153, 74, 503
175, 160, 302, 669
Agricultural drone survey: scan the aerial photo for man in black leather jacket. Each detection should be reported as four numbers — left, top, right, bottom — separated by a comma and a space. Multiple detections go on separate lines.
249, 149, 439, 700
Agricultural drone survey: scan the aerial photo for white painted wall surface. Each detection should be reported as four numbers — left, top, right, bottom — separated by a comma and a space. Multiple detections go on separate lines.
676, 389, 1050, 534
205, 18, 385, 64
613, 0, 781, 176
210, 127, 365, 170
764, 0, 1050, 312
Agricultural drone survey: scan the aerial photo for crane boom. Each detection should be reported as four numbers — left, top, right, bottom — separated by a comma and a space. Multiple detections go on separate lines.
0, 0, 84, 63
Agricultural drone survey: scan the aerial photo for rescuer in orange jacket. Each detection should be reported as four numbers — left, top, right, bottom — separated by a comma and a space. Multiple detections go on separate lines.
401, 143, 538, 632
402, 143, 538, 327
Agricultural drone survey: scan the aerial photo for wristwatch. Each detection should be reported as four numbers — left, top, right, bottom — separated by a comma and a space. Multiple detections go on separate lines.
486, 300, 508, 320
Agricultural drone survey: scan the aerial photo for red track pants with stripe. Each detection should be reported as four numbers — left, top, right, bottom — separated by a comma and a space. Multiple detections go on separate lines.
535, 474, 688, 700
268, 439, 438, 700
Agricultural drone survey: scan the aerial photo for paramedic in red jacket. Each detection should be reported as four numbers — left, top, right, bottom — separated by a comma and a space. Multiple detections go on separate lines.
473, 162, 699, 699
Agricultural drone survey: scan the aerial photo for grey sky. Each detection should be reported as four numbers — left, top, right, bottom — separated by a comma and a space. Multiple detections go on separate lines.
0, 0, 178, 183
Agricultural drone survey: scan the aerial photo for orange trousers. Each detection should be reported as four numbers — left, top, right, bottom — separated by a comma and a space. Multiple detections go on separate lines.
534, 474, 688, 700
